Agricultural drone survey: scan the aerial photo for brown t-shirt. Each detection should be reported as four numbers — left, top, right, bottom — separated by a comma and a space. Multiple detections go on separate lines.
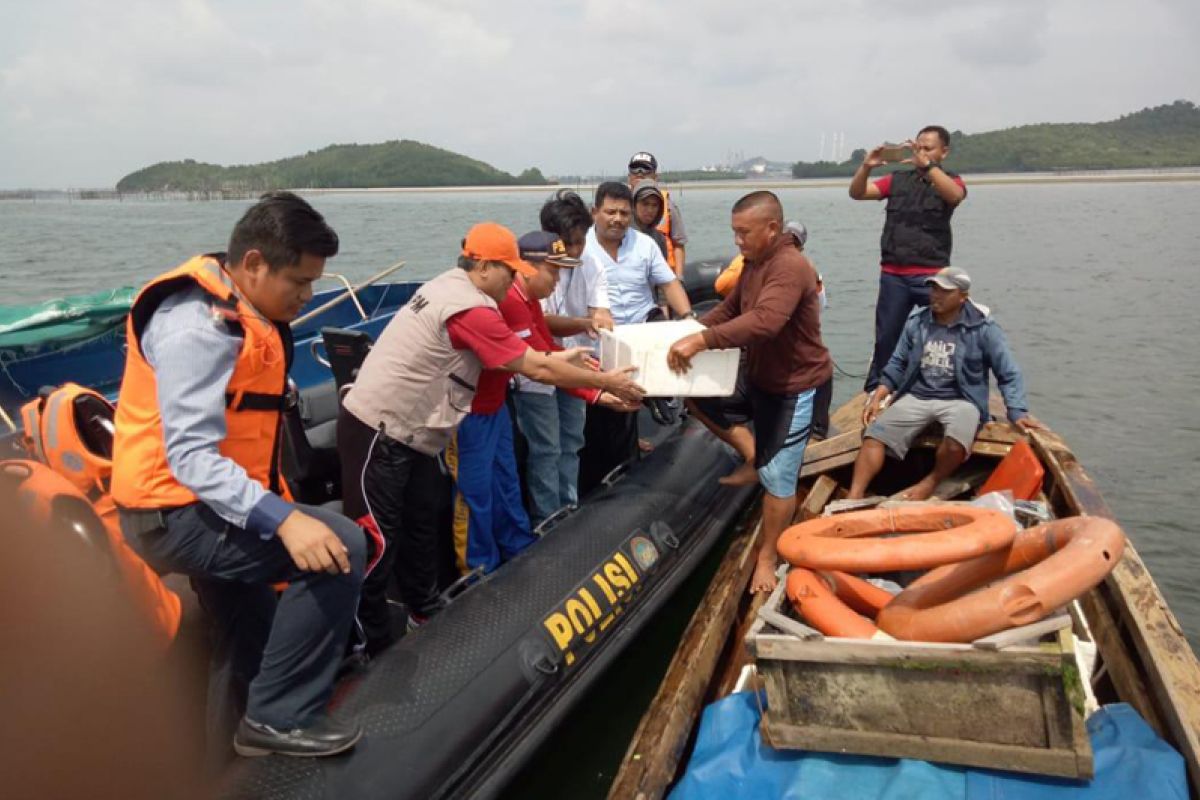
701, 234, 833, 395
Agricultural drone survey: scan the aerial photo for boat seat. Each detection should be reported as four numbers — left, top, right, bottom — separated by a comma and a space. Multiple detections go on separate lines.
320, 327, 373, 393
280, 329, 373, 505
281, 381, 340, 505
305, 418, 338, 452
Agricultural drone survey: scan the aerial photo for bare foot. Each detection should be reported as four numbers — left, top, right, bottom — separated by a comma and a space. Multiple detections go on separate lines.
749, 559, 779, 595
719, 461, 758, 487
899, 477, 937, 501
638, 437, 655, 454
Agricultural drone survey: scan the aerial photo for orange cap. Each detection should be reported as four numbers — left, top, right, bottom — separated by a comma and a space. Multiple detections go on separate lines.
461, 222, 537, 277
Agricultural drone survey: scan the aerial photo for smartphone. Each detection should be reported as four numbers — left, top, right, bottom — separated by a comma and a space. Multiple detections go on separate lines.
880, 143, 909, 162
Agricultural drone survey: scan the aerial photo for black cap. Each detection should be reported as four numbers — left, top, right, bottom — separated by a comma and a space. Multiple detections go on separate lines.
518, 230, 581, 268
628, 151, 658, 173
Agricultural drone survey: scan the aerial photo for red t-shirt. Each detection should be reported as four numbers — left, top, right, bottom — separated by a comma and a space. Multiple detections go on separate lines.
496, 281, 600, 406
446, 306, 527, 415
873, 172, 967, 276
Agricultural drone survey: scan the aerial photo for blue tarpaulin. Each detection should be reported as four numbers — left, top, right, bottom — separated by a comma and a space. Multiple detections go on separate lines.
670, 692, 1186, 800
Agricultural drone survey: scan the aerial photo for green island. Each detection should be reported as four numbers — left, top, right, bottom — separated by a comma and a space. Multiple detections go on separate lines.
792, 100, 1200, 178
116, 139, 549, 192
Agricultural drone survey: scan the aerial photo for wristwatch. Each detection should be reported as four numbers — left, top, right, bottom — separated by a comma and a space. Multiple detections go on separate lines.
924, 160, 940, 171
682, 310, 699, 320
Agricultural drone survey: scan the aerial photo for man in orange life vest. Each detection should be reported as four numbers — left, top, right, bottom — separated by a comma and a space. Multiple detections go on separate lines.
628, 152, 688, 275
111, 192, 366, 758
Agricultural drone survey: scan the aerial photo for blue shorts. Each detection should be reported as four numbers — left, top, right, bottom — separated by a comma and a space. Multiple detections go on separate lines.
756, 388, 815, 499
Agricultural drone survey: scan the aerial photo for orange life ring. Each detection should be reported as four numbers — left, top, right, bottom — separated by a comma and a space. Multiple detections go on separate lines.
876, 516, 1125, 642
819, 569, 894, 617
777, 505, 1017, 573
786, 568, 891, 639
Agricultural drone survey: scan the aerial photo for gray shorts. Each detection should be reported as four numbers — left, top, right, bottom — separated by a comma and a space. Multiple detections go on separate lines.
865, 394, 980, 460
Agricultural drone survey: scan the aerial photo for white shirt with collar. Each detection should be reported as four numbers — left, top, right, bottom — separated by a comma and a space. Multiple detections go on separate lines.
583, 225, 675, 327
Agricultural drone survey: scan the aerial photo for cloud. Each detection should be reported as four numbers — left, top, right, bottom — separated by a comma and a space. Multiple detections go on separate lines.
0, 0, 1197, 187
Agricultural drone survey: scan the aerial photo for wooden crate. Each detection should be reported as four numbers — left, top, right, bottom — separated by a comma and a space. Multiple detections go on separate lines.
746, 583, 1094, 780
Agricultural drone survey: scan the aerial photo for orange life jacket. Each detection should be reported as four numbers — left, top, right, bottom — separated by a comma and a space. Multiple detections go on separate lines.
2, 458, 183, 647
714, 254, 744, 297
111, 254, 294, 510
655, 188, 679, 273
20, 382, 116, 499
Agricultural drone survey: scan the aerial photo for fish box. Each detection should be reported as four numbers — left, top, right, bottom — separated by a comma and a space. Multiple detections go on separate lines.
745, 583, 1094, 780
598, 320, 738, 398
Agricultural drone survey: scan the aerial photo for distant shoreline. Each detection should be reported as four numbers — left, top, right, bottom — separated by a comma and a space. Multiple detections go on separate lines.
3, 168, 1200, 199
297, 168, 1200, 195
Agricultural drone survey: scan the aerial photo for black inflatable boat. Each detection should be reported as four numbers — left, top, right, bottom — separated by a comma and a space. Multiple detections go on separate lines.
222, 415, 756, 799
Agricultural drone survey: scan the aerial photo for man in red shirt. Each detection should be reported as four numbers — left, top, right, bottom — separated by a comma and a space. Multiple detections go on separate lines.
449, 231, 639, 573
849, 125, 967, 392
339, 223, 642, 650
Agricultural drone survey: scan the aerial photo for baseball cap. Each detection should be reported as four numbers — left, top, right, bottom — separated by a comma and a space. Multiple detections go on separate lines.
628, 151, 658, 173
783, 220, 808, 249
462, 222, 537, 277
924, 266, 971, 292
633, 181, 665, 204
518, 230, 581, 268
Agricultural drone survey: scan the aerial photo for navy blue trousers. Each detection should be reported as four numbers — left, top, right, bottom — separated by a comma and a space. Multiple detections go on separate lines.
865, 272, 932, 392
124, 502, 366, 740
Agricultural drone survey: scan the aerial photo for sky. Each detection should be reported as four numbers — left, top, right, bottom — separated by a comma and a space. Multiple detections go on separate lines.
2, 0, 1198, 189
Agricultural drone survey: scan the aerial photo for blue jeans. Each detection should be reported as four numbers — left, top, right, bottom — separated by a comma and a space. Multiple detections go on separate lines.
448, 405, 536, 573
866, 272, 933, 391
513, 390, 586, 526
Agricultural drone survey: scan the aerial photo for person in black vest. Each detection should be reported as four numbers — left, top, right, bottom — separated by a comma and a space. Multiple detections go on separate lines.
849, 125, 966, 392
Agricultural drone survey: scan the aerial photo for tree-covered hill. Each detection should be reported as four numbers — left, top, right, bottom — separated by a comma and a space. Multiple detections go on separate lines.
117, 139, 548, 192
792, 100, 1200, 178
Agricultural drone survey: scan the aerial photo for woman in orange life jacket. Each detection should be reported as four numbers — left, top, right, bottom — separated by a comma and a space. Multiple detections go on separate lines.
110, 192, 367, 759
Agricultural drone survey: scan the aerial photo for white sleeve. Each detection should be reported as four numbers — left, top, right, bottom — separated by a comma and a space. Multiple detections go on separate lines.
587, 260, 610, 310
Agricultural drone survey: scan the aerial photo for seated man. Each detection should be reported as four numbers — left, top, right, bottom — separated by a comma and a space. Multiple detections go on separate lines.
848, 267, 1044, 501
110, 192, 366, 758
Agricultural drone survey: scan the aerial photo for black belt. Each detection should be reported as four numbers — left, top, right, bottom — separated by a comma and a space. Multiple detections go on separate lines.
117, 506, 189, 536
225, 391, 289, 412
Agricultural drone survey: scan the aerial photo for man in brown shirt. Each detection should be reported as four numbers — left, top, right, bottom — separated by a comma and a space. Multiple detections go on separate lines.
668, 191, 832, 594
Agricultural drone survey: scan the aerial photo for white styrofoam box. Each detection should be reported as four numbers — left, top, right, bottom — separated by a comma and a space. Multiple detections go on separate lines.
599, 319, 739, 397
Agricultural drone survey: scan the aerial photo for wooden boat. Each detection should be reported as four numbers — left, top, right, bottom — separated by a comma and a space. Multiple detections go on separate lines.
610, 393, 1200, 798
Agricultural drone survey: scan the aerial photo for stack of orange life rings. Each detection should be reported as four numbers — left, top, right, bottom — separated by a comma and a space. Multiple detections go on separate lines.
776, 504, 1126, 643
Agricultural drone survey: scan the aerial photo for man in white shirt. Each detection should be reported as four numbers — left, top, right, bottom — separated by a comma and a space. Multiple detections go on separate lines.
578, 182, 693, 493
541, 189, 613, 349
536, 190, 614, 512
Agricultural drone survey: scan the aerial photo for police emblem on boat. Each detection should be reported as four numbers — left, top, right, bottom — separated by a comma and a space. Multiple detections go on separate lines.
630, 536, 660, 571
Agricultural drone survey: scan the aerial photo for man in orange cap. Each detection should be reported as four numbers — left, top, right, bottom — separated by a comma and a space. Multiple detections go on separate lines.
339, 222, 644, 652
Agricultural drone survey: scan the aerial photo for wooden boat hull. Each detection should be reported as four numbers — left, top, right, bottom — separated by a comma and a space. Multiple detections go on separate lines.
611, 394, 1200, 798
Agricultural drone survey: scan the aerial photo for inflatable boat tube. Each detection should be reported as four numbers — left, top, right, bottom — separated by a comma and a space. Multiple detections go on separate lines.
222, 418, 757, 800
